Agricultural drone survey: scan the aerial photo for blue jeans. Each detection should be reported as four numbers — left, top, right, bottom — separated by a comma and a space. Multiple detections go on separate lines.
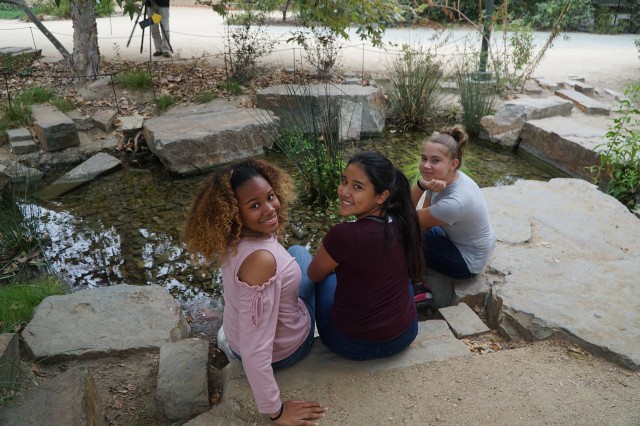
315, 274, 418, 361
423, 227, 474, 279
232, 245, 317, 369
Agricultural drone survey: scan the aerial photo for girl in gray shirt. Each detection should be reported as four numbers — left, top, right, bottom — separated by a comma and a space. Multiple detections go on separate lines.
411, 126, 496, 278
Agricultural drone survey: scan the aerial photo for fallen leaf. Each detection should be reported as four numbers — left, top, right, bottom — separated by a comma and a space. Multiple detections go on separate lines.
32, 365, 47, 377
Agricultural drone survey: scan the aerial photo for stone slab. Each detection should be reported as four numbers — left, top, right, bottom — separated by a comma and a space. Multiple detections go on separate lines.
6, 127, 32, 142
0, 366, 106, 425
65, 110, 93, 131
483, 179, 640, 370
92, 109, 117, 133
156, 338, 210, 420
195, 320, 470, 423
39, 152, 122, 199
2, 162, 44, 184
118, 114, 145, 140
554, 89, 610, 115
534, 77, 558, 91
439, 303, 490, 338
31, 104, 80, 151
144, 99, 278, 175
22, 284, 190, 363
573, 81, 594, 95
518, 116, 606, 181
0, 333, 19, 391
256, 84, 386, 137
10, 139, 37, 155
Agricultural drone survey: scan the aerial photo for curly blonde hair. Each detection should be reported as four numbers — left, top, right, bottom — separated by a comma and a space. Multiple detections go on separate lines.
181, 159, 296, 263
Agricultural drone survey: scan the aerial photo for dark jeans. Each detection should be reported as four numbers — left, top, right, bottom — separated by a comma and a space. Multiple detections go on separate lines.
423, 227, 474, 279
233, 245, 317, 369
315, 274, 418, 361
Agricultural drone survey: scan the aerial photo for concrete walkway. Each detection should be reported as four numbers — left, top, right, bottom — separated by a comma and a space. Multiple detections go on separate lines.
1, 8, 639, 91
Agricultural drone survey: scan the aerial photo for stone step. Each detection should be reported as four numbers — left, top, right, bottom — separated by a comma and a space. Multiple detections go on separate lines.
7, 127, 37, 154
38, 152, 122, 199
32, 104, 80, 152
554, 89, 610, 115
439, 303, 490, 338
0, 46, 42, 58
0, 367, 105, 425
188, 320, 471, 423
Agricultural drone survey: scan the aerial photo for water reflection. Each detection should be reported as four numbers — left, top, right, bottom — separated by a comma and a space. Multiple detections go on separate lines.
28, 133, 561, 301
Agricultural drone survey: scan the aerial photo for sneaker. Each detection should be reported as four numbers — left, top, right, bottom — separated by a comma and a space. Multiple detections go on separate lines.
216, 325, 239, 361
162, 52, 171, 58
412, 281, 433, 305
152, 51, 163, 57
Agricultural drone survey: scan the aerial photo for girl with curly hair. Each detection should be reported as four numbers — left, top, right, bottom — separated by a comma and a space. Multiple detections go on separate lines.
182, 159, 327, 425
412, 126, 496, 280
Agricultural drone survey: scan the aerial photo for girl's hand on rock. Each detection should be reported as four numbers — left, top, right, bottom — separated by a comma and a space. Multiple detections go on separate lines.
274, 400, 328, 425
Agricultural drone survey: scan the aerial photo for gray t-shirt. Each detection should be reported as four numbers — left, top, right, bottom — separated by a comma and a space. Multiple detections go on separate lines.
426, 171, 496, 274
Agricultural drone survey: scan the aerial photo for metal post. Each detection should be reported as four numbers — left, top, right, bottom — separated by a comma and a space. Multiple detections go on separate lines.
478, 0, 494, 75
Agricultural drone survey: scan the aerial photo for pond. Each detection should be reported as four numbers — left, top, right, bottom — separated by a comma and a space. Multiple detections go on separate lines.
27, 133, 561, 304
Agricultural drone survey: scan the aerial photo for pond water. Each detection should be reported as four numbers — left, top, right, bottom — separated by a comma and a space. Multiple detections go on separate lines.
28, 133, 560, 303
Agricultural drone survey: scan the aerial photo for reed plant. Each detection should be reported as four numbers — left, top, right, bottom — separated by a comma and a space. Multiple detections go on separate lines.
386, 47, 445, 133
453, 55, 498, 138
255, 84, 348, 208
0, 191, 48, 282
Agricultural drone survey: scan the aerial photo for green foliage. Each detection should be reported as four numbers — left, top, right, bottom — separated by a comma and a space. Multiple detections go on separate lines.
156, 94, 175, 113
0, 2, 26, 19
194, 91, 216, 104
489, 18, 535, 93
0, 276, 68, 333
33, 0, 115, 19
257, 84, 348, 207
0, 194, 46, 282
593, 84, 640, 210
386, 46, 444, 133
0, 86, 74, 134
217, 79, 244, 96
211, 0, 401, 47
114, 69, 152, 90
293, 27, 342, 79
455, 67, 497, 138
530, 0, 593, 31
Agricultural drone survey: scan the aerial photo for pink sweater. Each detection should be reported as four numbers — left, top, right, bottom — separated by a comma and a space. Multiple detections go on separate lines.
221, 235, 310, 413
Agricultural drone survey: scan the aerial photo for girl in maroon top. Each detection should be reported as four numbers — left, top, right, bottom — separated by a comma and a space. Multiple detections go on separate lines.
308, 152, 424, 360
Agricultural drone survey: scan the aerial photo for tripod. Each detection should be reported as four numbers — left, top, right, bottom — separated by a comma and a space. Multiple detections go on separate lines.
126, 1, 174, 56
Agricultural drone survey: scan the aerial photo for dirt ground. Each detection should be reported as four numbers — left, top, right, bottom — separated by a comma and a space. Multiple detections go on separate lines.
12, 332, 640, 425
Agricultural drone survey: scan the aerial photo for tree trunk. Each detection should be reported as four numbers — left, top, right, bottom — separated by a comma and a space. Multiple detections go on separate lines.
0, 0, 71, 60
70, 0, 100, 83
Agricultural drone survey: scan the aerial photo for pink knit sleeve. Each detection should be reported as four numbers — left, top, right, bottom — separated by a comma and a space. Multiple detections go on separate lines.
235, 273, 283, 414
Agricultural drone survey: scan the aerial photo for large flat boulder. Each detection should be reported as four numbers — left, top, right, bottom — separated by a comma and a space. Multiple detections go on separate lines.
256, 84, 386, 138
518, 116, 606, 181
22, 284, 190, 363
555, 89, 610, 115
480, 96, 573, 147
482, 178, 640, 370
143, 100, 277, 175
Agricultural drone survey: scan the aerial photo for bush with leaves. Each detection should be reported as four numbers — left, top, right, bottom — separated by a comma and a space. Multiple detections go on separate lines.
294, 27, 343, 79
530, 0, 593, 31
453, 55, 497, 138
593, 84, 640, 211
386, 46, 444, 133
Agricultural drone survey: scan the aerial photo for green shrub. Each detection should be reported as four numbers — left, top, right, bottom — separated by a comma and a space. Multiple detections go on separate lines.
217, 79, 243, 96
194, 91, 216, 104
156, 94, 175, 113
225, 12, 277, 84
530, 0, 593, 31
114, 69, 152, 90
454, 58, 497, 138
31, 0, 115, 19
1, 86, 74, 131
0, 2, 25, 20
0, 276, 68, 333
386, 46, 444, 133
593, 84, 640, 211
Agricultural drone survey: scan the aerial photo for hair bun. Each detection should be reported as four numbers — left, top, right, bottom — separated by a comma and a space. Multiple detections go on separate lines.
440, 126, 468, 145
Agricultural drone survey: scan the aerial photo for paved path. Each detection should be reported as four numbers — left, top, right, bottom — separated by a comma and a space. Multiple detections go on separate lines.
1, 8, 639, 91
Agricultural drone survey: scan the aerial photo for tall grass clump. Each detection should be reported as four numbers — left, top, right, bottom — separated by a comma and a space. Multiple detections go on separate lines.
386, 47, 445, 133
593, 84, 640, 211
114, 69, 152, 90
0, 192, 47, 282
255, 84, 348, 208
453, 55, 498, 138
0, 276, 68, 333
